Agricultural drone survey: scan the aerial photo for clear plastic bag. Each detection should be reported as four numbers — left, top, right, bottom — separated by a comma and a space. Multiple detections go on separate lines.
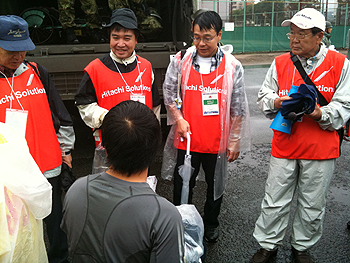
0, 186, 48, 262
92, 143, 108, 174
176, 204, 204, 263
146, 175, 157, 192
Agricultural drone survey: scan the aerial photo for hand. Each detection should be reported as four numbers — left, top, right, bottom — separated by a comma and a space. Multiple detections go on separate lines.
227, 150, 239, 162
274, 96, 292, 109
305, 102, 322, 120
62, 155, 72, 168
176, 118, 191, 139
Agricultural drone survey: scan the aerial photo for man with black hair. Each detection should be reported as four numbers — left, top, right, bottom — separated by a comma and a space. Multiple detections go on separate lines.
75, 8, 161, 146
162, 10, 250, 243
61, 100, 185, 262
321, 21, 333, 48
0, 15, 75, 263
252, 8, 350, 263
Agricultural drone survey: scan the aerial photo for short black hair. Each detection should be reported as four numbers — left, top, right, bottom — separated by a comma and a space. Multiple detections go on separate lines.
311, 27, 323, 35
101, 100, 160, 176
108, 23, 140, 40
192, 11, 222, 35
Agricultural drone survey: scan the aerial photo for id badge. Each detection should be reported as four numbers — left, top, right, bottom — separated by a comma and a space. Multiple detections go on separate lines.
5, 109, 28, 138
202, 92, 219, 116
130, 94, 146, 104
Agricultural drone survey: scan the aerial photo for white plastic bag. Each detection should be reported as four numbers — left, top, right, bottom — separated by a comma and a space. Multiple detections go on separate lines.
0, 123, 52, 219
177, 204, 204, 263
0, 122, 51, 262
146, 175, 157, 192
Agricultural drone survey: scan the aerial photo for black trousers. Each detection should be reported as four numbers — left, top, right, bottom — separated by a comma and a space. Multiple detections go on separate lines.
173, 149, 223, 228
44, 176, 68, 263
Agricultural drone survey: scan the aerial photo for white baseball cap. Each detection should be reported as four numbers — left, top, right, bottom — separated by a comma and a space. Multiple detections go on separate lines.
281, 8, 325, 31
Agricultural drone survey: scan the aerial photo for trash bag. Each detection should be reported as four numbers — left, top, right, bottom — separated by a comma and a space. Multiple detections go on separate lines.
92, 143, 108, 174
0, 122, 51, 262
177, 204, 204, 263
146, 175, 157, 192
0, 186, 48, 263
0, 123, 52, 219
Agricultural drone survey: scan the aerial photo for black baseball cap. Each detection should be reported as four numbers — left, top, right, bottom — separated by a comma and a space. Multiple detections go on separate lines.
105, 8, 138, 30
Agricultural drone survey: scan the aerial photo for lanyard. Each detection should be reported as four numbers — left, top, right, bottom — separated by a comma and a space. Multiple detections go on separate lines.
112, 57, 145, 95
0, 71, 24, 111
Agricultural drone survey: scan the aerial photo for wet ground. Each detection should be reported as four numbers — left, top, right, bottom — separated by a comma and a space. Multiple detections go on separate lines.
67, 55, 350, 263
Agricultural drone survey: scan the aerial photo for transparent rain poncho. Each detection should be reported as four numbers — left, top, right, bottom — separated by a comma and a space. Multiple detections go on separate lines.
162, 46, 251, 200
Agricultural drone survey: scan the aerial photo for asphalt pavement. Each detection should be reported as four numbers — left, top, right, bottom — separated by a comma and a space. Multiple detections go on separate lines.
69, 49, 350, 263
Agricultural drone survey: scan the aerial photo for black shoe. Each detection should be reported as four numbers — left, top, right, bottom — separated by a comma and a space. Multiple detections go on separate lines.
65, 28, 79, 44
87, 28, 107, 43
251, 248, 277, 263
347, 221, 350, 230
204, 227, 219, 243
291, 247, 313, 263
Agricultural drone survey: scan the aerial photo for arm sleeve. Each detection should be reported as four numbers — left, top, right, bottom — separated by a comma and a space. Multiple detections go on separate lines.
317, 58, 350, 130
228, 62, 250, 152
162, 53, 184, 125
256, 60, 280, 119
153, 198, 185, 263
75, 72, 108, 129
39, 65, 75, 152
151, 71, 161, 121
151, 71, 161, 107
61, 177, 88, 249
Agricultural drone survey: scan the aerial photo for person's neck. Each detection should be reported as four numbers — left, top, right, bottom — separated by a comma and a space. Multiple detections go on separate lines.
301, 45, 320, 59
110, 50, 136, 66
0, 64, 16, 78
106, 167, 148, 182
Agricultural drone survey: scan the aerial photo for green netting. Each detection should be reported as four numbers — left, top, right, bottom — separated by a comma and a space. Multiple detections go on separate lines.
222, 25, 350, 54
222, 26, 290, 53
201, 0, 350, 53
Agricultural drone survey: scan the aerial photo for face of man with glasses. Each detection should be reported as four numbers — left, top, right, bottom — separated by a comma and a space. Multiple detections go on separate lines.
287, 23, 324, 58
192, 24, 222, 58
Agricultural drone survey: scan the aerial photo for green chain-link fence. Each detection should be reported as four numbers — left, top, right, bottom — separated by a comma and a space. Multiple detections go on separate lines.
198, 0, 350, 53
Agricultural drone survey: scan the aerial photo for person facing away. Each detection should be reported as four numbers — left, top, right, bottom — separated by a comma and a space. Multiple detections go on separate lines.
251, 8, 350, 263
162, 10, 250, 243
0, 15, 75, 263
61, 100, 185, 263
75, 7, 161, 146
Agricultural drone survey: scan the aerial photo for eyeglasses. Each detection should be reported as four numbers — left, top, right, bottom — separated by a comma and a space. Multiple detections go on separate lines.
286, 32, 313, 40
191, 36, 215, 43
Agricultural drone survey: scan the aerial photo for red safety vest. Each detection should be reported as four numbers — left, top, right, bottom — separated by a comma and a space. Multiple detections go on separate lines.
0, 64, 62, 172
273, 50, 345, 159
176, 56, 226, 154
85, 56, 153, 110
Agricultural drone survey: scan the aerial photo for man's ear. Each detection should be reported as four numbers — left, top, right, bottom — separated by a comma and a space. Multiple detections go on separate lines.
217, 29, 223, 41
315, 31, 324, 45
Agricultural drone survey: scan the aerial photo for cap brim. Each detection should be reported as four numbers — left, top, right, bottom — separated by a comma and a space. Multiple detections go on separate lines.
281, 20, 292, 27
105, 21, 138, 30
0, 38, 35, 52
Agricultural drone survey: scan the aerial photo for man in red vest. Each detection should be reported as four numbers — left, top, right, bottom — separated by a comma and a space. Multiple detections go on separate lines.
162, 11, 250, 243
75, 8, 160, 145
251, 8, 350, 263
0, 15, 75, 263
